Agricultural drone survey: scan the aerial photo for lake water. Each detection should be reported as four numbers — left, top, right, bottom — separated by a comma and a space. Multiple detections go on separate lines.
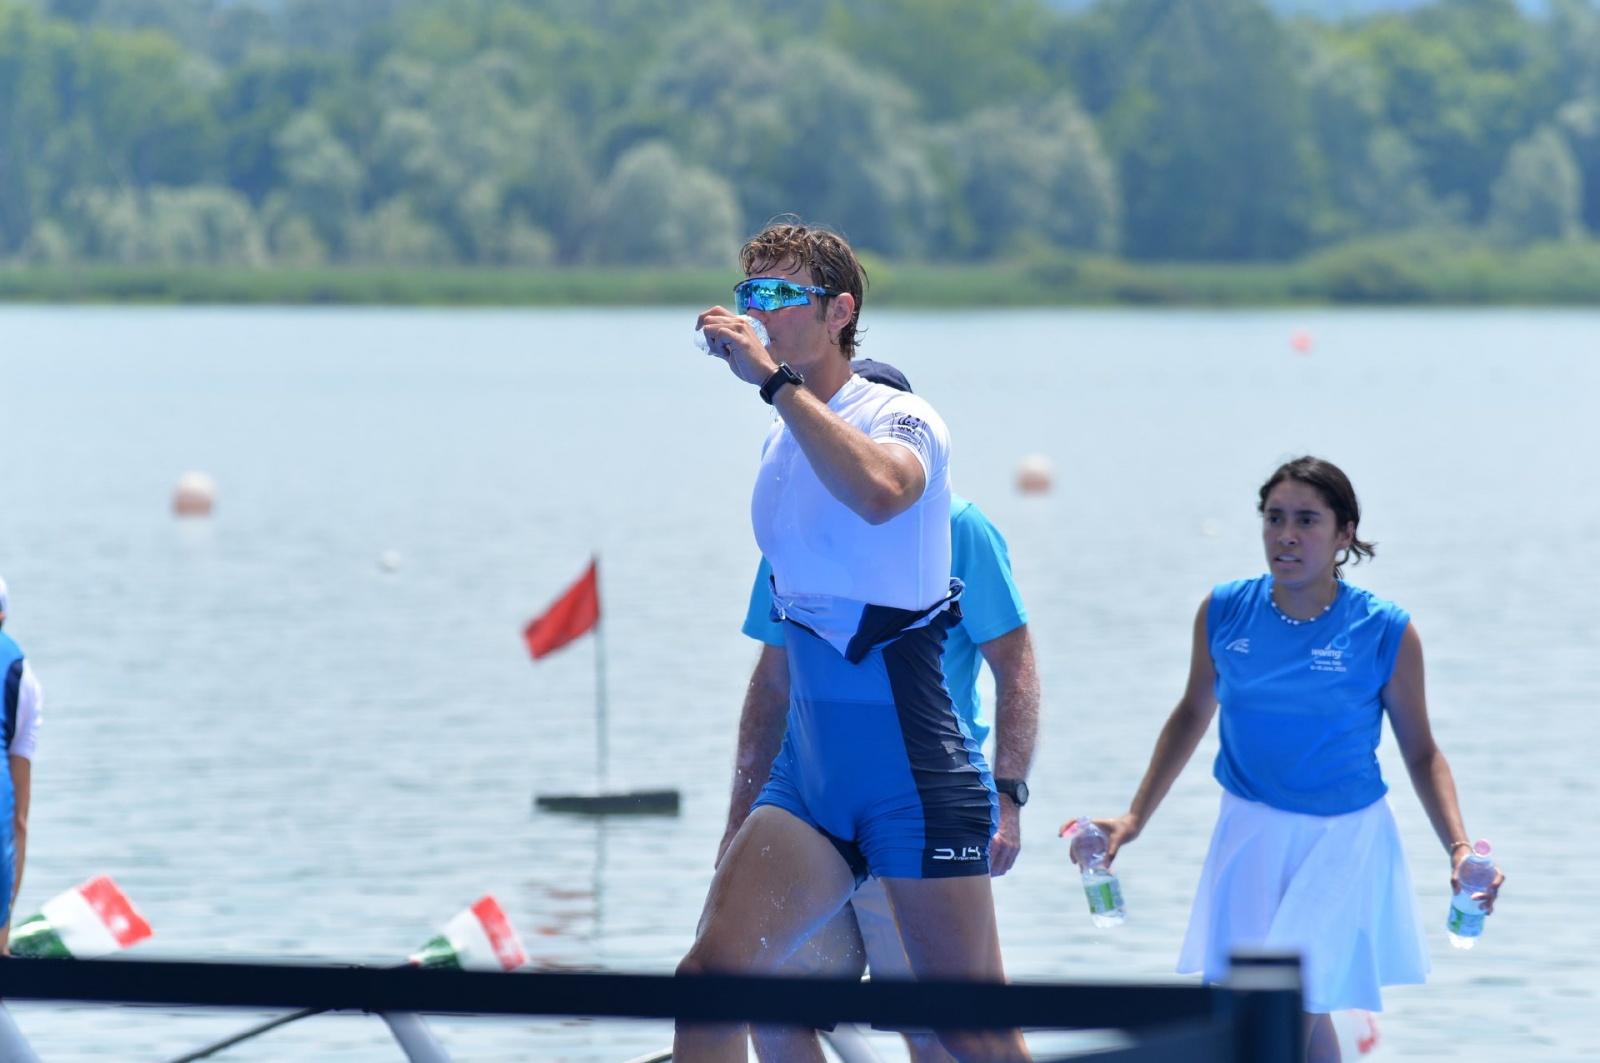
1, 306, 1595, 1061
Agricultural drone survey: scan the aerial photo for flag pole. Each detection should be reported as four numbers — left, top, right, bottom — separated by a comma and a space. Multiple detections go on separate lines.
593, 557, 609, 794
531, 556, 678, 817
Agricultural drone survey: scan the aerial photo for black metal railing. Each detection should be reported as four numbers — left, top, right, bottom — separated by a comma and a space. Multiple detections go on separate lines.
0, 950, 1305, 1062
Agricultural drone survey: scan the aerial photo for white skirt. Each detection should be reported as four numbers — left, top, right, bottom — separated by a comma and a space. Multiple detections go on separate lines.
1178, 791, 1430, 1014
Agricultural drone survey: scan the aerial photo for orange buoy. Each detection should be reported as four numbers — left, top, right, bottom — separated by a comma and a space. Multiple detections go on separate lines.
172, 471, 216, 517
1016, 454, 1053, 494
1290, 330, 1314, 354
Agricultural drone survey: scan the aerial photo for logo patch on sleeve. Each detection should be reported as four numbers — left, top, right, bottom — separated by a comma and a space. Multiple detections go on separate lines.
886, 414, 931, 456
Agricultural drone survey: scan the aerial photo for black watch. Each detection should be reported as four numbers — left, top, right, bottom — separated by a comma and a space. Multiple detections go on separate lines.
995, 778, 1029, 807
759, 362, 804, 404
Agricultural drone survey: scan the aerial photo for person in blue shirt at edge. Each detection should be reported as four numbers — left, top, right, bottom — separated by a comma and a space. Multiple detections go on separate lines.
0, 575, 43, 955
680, 218, 1029, 1063
1076, 456, 1504, 1063
718, 359, 1041, 1063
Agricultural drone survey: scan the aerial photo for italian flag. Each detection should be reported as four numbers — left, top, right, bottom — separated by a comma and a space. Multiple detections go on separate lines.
10, 876, 153, 959
407, 895, 527, 971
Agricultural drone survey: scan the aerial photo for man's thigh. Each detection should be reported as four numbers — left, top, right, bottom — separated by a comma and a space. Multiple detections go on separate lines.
879, 875, 1005, 982
690, 805, 859, 973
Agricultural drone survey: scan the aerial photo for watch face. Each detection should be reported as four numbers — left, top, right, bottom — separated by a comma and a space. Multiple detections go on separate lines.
999, 779, 1028, 806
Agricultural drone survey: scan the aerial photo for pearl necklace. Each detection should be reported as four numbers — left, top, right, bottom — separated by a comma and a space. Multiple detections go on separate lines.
1268, 593, 1335, 626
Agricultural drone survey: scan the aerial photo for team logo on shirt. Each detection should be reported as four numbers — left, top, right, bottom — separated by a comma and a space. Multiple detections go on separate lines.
1310, 631, 1353, 673
931, 845, 985, 862
1225, 638, 1250, 654
886, 414, 932, 457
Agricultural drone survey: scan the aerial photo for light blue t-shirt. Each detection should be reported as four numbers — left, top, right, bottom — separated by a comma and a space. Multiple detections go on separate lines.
1208, 576, 1410, 817
742, 496, 1027, 748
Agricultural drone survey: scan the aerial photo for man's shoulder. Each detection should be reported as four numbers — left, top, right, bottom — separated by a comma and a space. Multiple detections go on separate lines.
841, 378, 942, 424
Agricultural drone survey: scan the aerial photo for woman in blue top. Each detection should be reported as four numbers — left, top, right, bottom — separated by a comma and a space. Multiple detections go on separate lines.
1080, 456, 1503, 1063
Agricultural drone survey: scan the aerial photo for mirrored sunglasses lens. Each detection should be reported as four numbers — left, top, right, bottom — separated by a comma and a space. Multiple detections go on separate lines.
736, 280, 808, 313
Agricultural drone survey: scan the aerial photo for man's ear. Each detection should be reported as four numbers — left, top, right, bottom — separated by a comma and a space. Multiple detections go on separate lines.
827, 292, 855, 343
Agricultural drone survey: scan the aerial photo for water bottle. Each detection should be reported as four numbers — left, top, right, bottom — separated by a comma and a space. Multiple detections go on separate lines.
1064, 817, 1125, 927
695, 315, 769, 357
1447, 839, 1497, 949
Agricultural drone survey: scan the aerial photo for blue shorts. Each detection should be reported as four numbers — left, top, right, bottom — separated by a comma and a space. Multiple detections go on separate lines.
753, 611, 997, 880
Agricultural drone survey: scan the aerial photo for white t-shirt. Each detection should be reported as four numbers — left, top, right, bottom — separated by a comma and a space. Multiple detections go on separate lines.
751, 373, 952, 611
11, 660, 41, 762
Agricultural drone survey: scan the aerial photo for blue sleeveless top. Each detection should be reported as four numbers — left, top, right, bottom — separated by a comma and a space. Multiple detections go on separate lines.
1208, 576, 1410, 816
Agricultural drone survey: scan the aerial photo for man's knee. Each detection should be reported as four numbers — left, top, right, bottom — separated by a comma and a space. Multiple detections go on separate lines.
677, 944, 740, 978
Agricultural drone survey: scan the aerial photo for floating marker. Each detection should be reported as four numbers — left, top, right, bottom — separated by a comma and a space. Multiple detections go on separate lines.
379, 550, 403, 573
407, 895, 527, 971
10, 876, 153, 959
1016, 454, 1053, 494
1290, 330, 1314, 354
172, 471, 217, 516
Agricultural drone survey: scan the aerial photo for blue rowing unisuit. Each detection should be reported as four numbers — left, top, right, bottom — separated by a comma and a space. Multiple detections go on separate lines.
753, 597, 997, 881
742, 495, 1028, 750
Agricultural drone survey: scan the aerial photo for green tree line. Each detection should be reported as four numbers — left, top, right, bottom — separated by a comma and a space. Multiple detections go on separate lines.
2, 0, 1598, 270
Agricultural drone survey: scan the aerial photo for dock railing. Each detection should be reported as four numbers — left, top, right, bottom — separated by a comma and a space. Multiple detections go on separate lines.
0, 949, 1305, 1062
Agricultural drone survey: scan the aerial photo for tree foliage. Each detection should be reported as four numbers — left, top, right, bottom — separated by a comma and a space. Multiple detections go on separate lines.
1, 0, 1596, 267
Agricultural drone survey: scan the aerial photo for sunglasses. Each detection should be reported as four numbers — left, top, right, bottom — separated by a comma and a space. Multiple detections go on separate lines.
734, 277, 841, 315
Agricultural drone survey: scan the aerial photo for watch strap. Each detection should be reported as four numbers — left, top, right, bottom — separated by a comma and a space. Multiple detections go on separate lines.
759, 363, 804, 405
995, 777, 1028, 807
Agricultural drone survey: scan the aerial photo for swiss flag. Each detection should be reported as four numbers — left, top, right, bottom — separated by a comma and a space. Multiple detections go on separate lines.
524, 560, 600, 659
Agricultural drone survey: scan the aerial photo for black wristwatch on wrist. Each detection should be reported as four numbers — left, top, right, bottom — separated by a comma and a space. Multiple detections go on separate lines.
995, 778, 1029, 807
759, 363, 804, 404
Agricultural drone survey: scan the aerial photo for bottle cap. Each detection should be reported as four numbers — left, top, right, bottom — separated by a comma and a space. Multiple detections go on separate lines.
1473, 839, 1491, 857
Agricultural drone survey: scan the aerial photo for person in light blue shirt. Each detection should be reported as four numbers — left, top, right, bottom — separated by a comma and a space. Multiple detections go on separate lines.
1080, 456, 1502, 1063
719, 360, 1040, 1063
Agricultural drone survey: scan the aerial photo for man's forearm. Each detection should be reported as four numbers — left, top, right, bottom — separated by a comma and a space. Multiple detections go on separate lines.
984, 628, 1041, 781
726, 645, 791, 829
728, 702, 785, 823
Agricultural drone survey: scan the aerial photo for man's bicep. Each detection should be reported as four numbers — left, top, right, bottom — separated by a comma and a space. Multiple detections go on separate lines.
869, 400, 946, 488
877, 440, 929, 498
976, 625, 1034, 679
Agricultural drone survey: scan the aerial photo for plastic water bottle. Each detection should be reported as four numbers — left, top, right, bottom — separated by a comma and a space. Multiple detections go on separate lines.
1064, 817, 1125, 927
1447, 839, 1497, 949
695, 315, 769, 357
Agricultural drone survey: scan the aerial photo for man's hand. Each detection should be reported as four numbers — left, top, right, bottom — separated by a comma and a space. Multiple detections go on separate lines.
696, 305, 776, 386
990, 799, 1022, 876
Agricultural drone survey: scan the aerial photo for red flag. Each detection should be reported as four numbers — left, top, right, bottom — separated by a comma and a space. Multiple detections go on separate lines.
524, 560, 600, 660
